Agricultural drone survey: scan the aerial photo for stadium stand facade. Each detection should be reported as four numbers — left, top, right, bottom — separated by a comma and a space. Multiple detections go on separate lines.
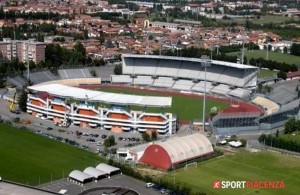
26, 83, 177, 134
121, 54, 259, 99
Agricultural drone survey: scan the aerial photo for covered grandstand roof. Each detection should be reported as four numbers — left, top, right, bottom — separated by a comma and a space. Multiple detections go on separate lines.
28, 84, 172, 107
68, 170, 93, 183
123, 54, 257, 69
139, 133, 214, 170
95, 163, 120, 175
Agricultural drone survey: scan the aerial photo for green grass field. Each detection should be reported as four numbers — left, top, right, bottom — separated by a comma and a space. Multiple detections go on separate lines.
99, 88, 229, 121
281, 131, 300, 144
161, 151, 300, 195
221, 15, 292, 25
258, 69, 278, 78
227, 50, 300, 65
0, 123, 103, 186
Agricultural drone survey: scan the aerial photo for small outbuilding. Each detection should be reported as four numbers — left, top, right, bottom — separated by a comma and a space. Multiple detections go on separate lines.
83, 167, 107, 180
96, 163, 121, 176
68, 170, 93, 184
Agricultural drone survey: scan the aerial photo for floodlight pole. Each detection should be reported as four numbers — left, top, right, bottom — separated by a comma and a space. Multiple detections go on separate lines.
201, 55, 211, 132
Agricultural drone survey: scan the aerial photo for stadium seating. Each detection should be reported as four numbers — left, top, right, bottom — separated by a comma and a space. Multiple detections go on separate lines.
252, 96, 280, 115
29, 71, 59, 84
133, 76, 154, 86
172, 80, 194, 91
228, 88, 252, 99
155, 59, 181, 77
58, 69, 92, 79
152, 77, 175, 88
211, 84, 231, 96
178, 61, 201, 78
268, 87, 297, 105
131, 59, 157, 75
7, 76, 27, 89
111, 75, 132, 83
191, 81, 213, 93
88, 66, 114, 81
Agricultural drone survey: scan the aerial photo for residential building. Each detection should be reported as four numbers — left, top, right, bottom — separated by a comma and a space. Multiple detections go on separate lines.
0, 38, 45, 64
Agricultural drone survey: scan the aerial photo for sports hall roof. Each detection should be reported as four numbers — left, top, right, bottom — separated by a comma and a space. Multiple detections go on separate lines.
123, 54, 257, 69
156, 133, 213, 164
68, 170, 93, 183
83, 167, 107, 179
28, 83, 172, 107
96, 163, 120, 175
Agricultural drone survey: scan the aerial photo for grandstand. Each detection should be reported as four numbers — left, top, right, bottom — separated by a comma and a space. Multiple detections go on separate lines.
7, 76, 27, 89
267, 87, 297, 105
122, 54, 258, 88
26, 83, 177, 134
152, 77, 175, 88
58, 68, 92, 79
210, 84, 231, 96
29, 71, 59, 84
228, 88, 252, 99
111, 75, 132, 84
191, 81, 213, 93
133, 76, 154, 86
172, 80, 194, 91
252, 96, 280, 115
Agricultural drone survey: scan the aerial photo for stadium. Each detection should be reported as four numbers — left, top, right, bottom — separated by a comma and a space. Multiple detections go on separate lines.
4, 54, 300, 135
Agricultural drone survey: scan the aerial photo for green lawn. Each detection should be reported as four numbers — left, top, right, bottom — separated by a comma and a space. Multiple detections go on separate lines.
0, 123, 104, 186
281, 131, 300, 144
161, 151, 300, 195
258, 69, 278, 78
99, 88, 229, 121
220, 15, 292, 25
227, 50, 300, 65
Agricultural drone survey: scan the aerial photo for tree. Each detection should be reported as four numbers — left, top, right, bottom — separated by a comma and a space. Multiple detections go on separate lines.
275, 130, 279, 137
114, 64, 122, 75
151, 130, 157, 140
142, 132, 151, 142
90, 69, 97, 77
277, 71, 287, 80
290, 43, 300, 56
104, 135, 116, 148
18, 88, 28, 112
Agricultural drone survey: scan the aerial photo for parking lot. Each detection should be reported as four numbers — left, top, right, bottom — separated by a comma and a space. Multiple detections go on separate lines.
38, 174, 160, 195
0, 99, 147, 154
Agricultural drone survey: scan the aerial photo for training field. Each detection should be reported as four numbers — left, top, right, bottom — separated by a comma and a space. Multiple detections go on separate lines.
161, 151, 300, 195
0, 123, 103, 186
99, 88, 229, 121
227, 50, 300, 65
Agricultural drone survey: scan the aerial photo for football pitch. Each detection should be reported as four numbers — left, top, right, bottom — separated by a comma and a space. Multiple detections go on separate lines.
0, 123, 103, 186
227, 50, 300, 65
99, 88, 229, 121
161, 151, 300, 195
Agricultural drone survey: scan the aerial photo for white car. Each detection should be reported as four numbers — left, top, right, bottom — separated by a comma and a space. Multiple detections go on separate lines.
146, 182, 154, 188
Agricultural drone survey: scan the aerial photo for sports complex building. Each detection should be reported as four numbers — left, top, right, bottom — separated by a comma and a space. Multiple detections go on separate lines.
4, 54, 297, 135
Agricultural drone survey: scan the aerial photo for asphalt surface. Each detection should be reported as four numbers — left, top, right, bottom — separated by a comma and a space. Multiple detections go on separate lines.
38, 174, 161, 195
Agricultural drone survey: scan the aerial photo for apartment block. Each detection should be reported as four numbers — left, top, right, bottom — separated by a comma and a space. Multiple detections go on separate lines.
0, 38, 46, 64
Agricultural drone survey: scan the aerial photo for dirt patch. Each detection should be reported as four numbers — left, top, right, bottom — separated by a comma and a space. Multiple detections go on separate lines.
136, 167, 167, 177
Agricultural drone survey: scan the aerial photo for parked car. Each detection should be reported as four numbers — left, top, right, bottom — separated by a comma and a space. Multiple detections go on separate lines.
87, 138, 96, 142
101, 134, 107, 139
118, 137, 123, 141
47, 127, 53, 131
146, 182, 154, 188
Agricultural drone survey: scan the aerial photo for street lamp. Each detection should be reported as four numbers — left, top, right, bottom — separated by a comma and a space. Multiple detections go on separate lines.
201, 55, 211, 132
